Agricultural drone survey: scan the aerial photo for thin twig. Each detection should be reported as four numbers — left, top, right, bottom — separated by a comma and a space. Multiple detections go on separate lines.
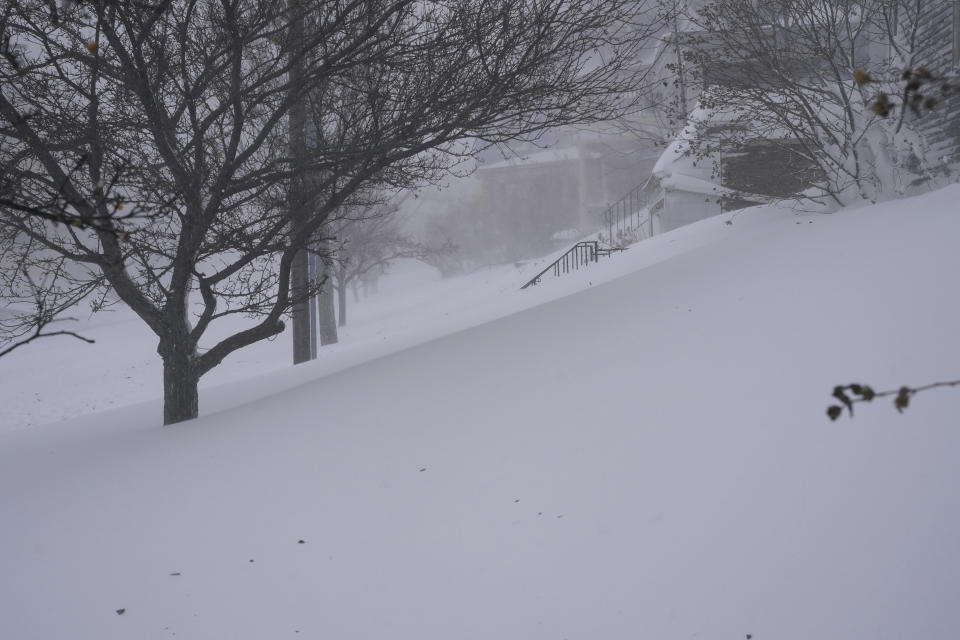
0, 324, 95, 357
827, 379, 960, 420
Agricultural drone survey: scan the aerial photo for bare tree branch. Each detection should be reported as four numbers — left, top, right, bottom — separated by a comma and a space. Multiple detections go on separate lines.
827, 380, 960, 420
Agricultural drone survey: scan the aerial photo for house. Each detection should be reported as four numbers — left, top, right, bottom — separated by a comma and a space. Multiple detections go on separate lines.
907, 2, 960, 172
474, 128, 661, 260
641, 23, 827, 232
478, 3, 960, 255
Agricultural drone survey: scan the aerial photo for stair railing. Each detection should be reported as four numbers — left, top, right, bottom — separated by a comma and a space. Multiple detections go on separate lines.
520, 176, 663, 289
521, 241, 623, 289
600, 175, 662, 246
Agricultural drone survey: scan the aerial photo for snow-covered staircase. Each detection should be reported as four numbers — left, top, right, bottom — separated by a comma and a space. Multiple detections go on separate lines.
522, 177, 662, 289
600, 175, 661, 246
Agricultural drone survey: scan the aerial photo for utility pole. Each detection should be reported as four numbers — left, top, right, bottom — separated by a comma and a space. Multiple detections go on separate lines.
288, 1, 313, 364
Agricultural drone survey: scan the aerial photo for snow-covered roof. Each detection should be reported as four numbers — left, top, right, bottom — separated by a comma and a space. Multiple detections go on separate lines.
660, 172, 735, 197
652, 97, 806, 190
652, 104, 718, 178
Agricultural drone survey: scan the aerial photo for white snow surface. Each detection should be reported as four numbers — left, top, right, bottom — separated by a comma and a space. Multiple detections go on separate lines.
2, 186, 960, 640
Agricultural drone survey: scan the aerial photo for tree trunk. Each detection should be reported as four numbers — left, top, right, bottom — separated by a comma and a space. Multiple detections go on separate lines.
671, 12, 687, 127
308, 251, 319, 359
337, 265, 348, 327
160, 344, 200, 425
318, 257, 338, 345
291, 246, 312, 362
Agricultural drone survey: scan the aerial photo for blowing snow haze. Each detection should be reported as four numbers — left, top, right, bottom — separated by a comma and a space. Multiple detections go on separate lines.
2, 1, 960, 639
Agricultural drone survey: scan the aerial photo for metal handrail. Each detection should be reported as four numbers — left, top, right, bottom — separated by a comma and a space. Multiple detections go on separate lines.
520, 176, 663, 290
600, 175, 662, 246
521, 241, 623, 289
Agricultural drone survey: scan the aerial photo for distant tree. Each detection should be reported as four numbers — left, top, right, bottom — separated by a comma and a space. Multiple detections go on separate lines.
0, 0, 666, 424
329, 212, 399, 327
327, 206, 450, 327
418, 216, 469, 277
411, 178, 493, 276
313, 237, 339, 346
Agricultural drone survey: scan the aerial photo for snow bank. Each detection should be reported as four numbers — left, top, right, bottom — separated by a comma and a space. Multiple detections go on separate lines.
2, 186, 959, 640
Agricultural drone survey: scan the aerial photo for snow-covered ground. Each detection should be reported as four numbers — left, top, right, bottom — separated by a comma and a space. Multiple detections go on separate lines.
1, 187, 959, 640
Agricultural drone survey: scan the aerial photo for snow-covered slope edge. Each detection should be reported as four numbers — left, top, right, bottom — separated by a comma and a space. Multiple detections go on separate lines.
0, 191, 796, 433
0, 194, 786, 433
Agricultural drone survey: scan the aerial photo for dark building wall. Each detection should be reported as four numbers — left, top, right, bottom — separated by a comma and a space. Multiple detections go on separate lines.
720, 140, 823, 201
910, 3, 960, 169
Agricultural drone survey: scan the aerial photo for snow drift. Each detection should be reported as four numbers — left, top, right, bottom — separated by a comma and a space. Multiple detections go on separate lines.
1, 186, 959, 640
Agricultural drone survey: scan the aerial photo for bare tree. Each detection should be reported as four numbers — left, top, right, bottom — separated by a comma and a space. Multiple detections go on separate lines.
313, 236, 339, 346
326, 206, 449, 328
676, 0, 938, 205
0, 0, 665, 424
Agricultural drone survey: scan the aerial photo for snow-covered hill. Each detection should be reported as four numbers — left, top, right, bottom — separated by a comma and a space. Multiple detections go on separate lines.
1, 187, 959, 640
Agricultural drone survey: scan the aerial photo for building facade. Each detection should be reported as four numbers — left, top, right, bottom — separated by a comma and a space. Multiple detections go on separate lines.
909, 1, 960, 172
